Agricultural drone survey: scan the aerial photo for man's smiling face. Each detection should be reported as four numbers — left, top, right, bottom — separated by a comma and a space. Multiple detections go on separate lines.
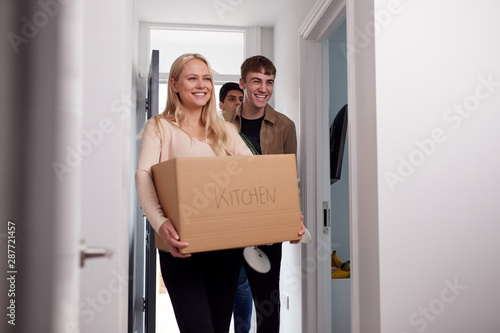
240, 70, 275, 111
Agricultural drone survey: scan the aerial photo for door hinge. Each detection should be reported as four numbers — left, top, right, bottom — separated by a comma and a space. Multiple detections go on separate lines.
142, 297, 147, 312
145, 232, 150, 250
145, 97, 149, 113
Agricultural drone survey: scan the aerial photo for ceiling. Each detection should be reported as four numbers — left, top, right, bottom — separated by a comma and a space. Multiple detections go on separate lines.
134, 0, 288, 28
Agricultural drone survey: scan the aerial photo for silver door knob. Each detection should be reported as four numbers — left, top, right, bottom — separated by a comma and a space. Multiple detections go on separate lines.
80, 239, 115, 267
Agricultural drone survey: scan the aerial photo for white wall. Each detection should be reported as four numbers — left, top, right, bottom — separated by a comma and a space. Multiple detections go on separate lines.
273, 0, 317, 331
261, 27, 274, 60
373, 0, 500, 332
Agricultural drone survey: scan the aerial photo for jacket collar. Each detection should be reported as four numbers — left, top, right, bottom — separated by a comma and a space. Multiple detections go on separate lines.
235, 103, 277, 124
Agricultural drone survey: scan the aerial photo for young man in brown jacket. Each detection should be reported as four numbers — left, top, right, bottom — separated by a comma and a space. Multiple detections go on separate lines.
223, 55, 301, 333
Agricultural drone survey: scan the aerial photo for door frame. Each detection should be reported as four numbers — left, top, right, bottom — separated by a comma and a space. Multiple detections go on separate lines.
299, 0, 374, 332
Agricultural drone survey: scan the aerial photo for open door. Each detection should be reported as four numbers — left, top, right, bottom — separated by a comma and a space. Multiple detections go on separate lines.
134, 49, 180, 333
328, 20, 351, 333
129, 51, 159, 333
0, 2, 82, 332
2, 1, 132, 332
299, 1, 352, 332
145, 49, 160, 332
129, 48, 159, 333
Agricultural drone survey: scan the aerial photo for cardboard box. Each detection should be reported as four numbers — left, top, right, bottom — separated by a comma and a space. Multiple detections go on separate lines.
151, 154, 301, 253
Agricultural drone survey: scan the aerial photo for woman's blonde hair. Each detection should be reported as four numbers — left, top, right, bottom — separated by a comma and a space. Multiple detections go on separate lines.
152, 53, 233, 156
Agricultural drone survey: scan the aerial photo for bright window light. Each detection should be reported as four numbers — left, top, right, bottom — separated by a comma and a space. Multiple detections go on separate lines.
150, 28, 245, 75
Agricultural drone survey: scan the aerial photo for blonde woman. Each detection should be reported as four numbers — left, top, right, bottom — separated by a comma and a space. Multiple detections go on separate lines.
135, 53, 252, 332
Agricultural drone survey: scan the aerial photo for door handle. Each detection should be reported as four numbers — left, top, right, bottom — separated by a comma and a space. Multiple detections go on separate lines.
80, 239, 115, 267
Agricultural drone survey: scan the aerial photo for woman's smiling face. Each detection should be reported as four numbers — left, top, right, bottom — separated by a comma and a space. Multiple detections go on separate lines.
171, 58, 212, 111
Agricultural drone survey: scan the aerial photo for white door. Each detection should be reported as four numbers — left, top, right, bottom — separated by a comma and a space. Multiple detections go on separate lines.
25, 1, 133, 332
18, 1, 136, 332
1, 2, 85, 333
78, 1, 133, 332
299, 1, 352, 332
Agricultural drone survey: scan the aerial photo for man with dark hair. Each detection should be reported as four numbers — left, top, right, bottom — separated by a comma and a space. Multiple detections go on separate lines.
219, 82, 244, 113
223, 55, 302, 332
